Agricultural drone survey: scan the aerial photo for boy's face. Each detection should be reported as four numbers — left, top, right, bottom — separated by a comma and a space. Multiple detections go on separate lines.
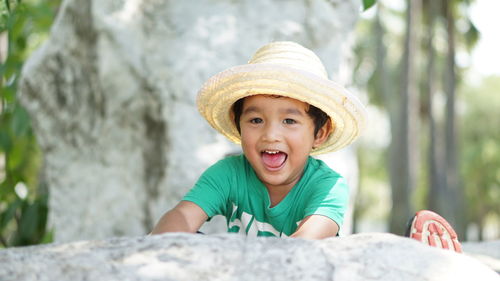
239, 95, 330, 192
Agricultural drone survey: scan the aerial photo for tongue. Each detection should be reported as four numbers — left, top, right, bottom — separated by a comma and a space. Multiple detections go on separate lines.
262, 152, 287, 168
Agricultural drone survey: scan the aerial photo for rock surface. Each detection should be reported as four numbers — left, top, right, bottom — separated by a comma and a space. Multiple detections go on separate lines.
463, 240, 500, 273
19, 0, 362, 242
1, 233, 498, 281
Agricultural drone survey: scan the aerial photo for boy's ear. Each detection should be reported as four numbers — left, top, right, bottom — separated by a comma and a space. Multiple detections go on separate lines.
313, 119, 334, 148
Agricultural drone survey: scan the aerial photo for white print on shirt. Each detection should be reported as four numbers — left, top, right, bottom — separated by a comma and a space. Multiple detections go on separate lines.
227, 203, 295, 237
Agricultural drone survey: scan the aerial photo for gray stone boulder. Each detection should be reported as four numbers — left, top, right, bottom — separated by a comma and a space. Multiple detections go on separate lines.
1, 233, 498, 281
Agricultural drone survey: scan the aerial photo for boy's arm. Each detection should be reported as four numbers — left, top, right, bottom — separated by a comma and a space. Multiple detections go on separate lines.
150, 201, 208, 234
290, 215, 339, 239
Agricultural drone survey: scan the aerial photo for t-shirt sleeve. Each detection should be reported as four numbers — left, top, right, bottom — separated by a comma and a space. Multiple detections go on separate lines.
182, 158, 232, 218
303, 175, 349, 228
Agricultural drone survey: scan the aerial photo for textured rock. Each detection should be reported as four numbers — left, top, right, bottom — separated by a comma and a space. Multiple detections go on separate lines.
463, 240, 500, 273
19, 0, 362, 242
1, 233, 498, 281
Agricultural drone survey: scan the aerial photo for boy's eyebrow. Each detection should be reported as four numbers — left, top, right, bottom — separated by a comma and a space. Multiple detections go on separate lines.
281, 108, 305, 116
242, 106, 260, 115
242, 106, 306, 116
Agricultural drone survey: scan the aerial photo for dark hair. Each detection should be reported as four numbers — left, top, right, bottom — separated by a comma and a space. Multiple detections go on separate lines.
232, 97, 329, 137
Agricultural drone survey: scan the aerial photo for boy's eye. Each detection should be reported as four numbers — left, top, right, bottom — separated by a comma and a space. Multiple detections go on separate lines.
283, 118, 296, 125
250, 118, 263, 124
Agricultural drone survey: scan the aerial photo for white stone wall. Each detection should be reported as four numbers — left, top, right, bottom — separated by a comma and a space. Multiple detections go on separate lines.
19, 0, 361, 241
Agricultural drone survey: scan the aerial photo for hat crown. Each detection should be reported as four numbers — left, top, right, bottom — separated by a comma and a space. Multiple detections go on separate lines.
248, 41, 328, 78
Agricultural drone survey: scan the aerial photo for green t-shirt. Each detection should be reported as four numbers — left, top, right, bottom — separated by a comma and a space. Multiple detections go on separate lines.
183, 154, 349, 237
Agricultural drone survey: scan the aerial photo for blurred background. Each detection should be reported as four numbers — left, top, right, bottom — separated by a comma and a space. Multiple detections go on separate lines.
353, 0, 499, 241
0, 0, 498, 248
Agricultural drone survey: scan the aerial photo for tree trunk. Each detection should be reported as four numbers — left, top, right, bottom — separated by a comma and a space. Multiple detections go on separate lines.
425, 0, 447, 214
372, 4, 398, 233
389, 0, 421, 235
374, 6, 391, 112
478, 217, 484, 241
444, 0, 466, 238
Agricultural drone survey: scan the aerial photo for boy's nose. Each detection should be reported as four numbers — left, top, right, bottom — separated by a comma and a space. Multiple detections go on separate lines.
261, 122, 282, 142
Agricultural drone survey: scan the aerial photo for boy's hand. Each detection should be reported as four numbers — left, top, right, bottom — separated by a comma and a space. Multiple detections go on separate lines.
150, 201, 208, 235
290, 215, 339, 239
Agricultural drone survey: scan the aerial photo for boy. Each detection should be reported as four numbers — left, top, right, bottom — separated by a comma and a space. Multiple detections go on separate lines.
151, 41, 463, 250
151, 41, 366, 239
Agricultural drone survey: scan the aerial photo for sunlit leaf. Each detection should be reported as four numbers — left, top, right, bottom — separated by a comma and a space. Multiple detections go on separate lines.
6, 135, 27, 172
0, 130, 12, 152
41, 228, 53, 244
0, 14, 8, 30
362, 0, 377, 11
34, 194, 48, 237
11, 104, 30, 137
464, 19, 480, 51
18, 200, 38, 242
0, 85, 15, 103
5, 0, 11, 13
0, 199, 20, 231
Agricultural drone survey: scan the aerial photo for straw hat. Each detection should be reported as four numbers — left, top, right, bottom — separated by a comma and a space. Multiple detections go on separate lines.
197, 41, 366, 155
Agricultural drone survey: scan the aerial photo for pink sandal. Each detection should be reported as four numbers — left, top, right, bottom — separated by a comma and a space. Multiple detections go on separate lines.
406, 210, 462, 253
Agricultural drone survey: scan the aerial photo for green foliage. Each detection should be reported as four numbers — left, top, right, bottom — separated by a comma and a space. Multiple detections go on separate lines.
463, 19, 480, 51
460, 76, 500, 228
362, 0, 377, 11
0, 0, 60, 247
355, 145, 391, 227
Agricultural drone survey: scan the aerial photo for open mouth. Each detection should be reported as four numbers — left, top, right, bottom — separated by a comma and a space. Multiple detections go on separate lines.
261, 150, 287, 170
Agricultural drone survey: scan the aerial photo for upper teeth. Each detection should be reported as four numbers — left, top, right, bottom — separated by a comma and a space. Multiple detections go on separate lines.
265, 150, 280, 154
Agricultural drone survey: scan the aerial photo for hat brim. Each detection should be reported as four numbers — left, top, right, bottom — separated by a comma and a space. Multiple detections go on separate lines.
197, 63, 367, 155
